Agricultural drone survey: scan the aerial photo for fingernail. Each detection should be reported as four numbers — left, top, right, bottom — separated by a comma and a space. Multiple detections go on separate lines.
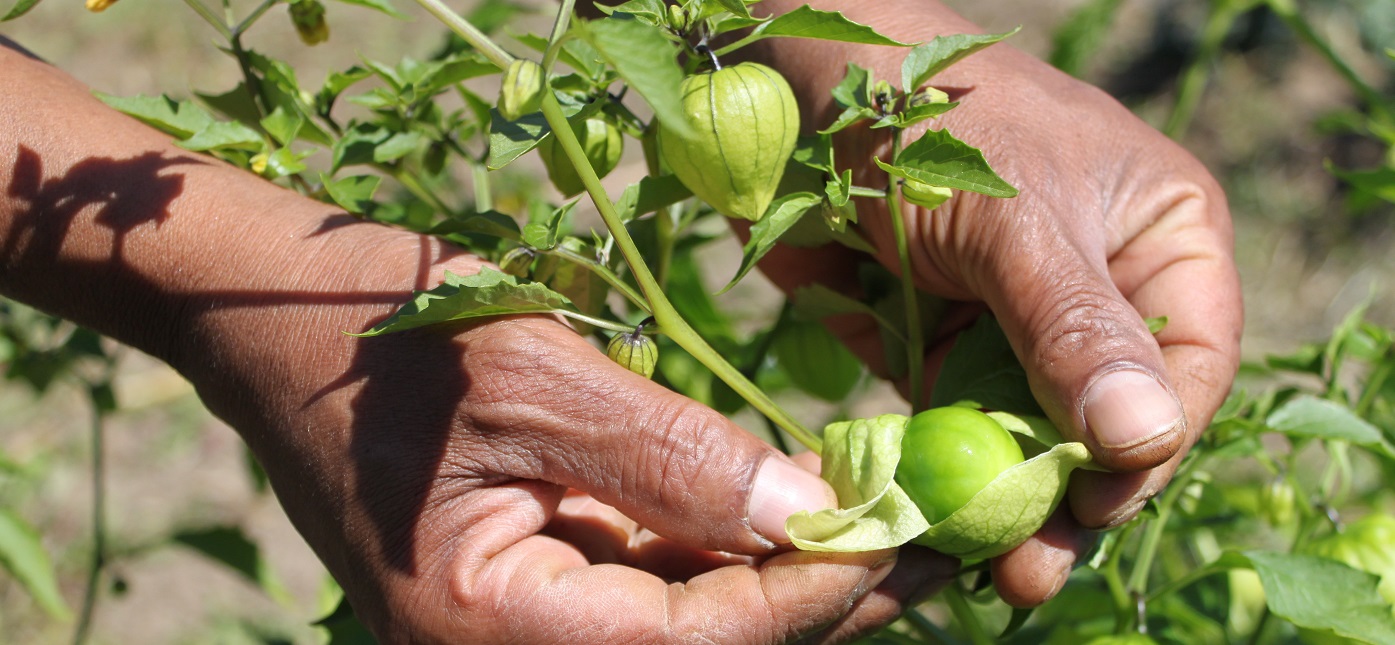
749, 457, 836, 543
1083, 370, 1184, 451
854, 554, 898, 598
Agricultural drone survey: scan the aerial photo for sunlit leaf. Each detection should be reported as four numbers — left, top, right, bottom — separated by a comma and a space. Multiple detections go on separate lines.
901, 28, 1019, 93
718, 192, 821, 294
0, 509, 70, 620
354, 268, 577, 336
880, 128, 1018, 198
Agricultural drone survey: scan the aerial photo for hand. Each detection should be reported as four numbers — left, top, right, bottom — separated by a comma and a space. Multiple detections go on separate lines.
0, 43, 959, 643
749, 0, 1242, 606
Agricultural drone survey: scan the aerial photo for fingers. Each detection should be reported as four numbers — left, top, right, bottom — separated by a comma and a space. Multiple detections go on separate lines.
990, 506, 1096, 607
446, 483, 897, 644
453, 316, 836, 553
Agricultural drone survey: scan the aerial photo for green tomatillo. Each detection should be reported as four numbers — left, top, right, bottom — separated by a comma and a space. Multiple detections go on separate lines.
658, 62, 799, 221
538, 116, 623, 197
895, 406, 1026, 524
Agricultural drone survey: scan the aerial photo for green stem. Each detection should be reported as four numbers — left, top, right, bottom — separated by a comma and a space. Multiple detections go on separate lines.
905, 609, 960, 644
472, 162, 494, 213
542, 0, 575, 73
885, 130, 926, 412
414, 0, 515, 70
1267, 0, 1390, 123
943, 583, 993, 645
849, 186, 888, 199
546, 244, 650, 313
539, 90, 819, 452
1103, 540, 1136, 632
231, 0, 279, 38
180, 0, 232, 40
655, 205, 678, 288
554, 310, 638, 334
70, 388, 108, 645
390, 167, 454, 216
1164, 0, 1243, 138
1127, 454, 1206, 595
712, 31, 765, 59
1246, 607, 1273, 645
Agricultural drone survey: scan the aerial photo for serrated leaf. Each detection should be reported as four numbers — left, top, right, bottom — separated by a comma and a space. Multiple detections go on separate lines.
819, 106, 877, 135
2, 0, 44, 21
574, 16, 693, 139
262, 147, 310, 178
321, 174, 381, 214
332, 123, 391, 171
329, 0, 406, 19
882, 128, 1018, 198
930, 314, 1041, 415
427, 211, 522, 242
0, 509, 70, 619
1246, 550, 1395, 644
718, 192, 822, 294
355, 268, 577, 336
598, 0, 666, 22
260, 107, 304, 146
901, 28, 1019, 93
97, 93, 215, 139
197, 84, 264, 130
751, 6, 911, 47
179, 121, 265, 153
487, 108, 551, 170
825, 169, 852, 207
711, 0, 751, 20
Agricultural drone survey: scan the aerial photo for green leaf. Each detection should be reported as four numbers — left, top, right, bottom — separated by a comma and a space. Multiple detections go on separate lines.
96, 93, 215, 139
881, 128, 1018, 198
1267, 395, 1388, 447
534, 238, 608, 334
260, 107, 304, 146
825, 169, 852, 207
262, 147, 310, 179
373, 131, 425, 163
598, 0, 666, 22
179, 121, 266, 153
2, 0, 44, 21
1145, 315, 1169, 334
174, 526, 267, 587
614, 174, 693, 219
332, 123, 391, 171
522, 199, 579, 251
1328, 163, 1395, 204
573, 16, 693, 139
196, 84, 264, 131
912, 441, 1091, 558
787, 415, 931, 552
831, 63, 874, 109
319, 66, 374, 110
711, 0, 752, 20
329, 0, 406, 19
1246, 550, 1395, 644
719, 192, 822, 294
0, 509, 70, 619
354, 268, 578, 337
748, 5, 912, 47
871, 101, 958, 130
931, 314, 1041, 415
487, 108, 551, 170
901, 28, 1019, 93
427, 211, 522, 242
819, 106, 878, 135
321, 174, 381, 214
773, 319, 864, 401
792, 134, 835, 174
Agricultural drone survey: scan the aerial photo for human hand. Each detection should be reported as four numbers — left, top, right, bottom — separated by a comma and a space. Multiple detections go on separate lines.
173, 225, 961, 643
748, 0, 1242, 607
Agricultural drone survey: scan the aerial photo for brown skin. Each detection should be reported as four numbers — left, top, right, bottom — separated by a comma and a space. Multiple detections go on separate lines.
746, 0, 1241, 606
0, 0, 1241, 639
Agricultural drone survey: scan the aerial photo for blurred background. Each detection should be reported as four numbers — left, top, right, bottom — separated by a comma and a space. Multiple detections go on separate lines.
1, 0, 1392, 642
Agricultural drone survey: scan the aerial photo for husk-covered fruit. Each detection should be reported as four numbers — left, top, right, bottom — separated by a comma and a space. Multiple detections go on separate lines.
658, 62, 799, 221
607, 332, 658, 379
498, 59, 545, 121
538, 116, 623, 197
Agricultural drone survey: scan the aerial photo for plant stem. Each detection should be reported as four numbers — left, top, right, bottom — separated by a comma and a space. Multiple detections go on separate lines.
885, 130, 926, 412
546, 244, 650, 313
1164, 0, 1245, 138
1127, 454, 1205, 596
538, 91, 820, 452
542, 0, 575, 73
905, 609, 960, 644
70, 388, 108, 645
849, 186, 888, 199
414, 0, 515, 70
1266, 0, 1390, 123
180, 0, 232, 40
472, 162, 494, 213
942, 583, 993, 645
231, 0, 278, 38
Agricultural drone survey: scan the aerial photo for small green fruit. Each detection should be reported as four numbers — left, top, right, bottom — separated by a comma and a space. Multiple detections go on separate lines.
498, 247, 534, 278
902, 180, 952, 210
896, 407, 1025, 524
288, 0, 330, 45
658, 62, 800, 221
498, 59, 545, 121
538, 116, 623, 197
607, 331, 658, 379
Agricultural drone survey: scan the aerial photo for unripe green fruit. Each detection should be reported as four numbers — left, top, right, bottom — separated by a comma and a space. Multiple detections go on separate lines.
902, 180, 952, 210
896, 407, 1025, 524
1259, 475, 1297, 527
498, 59, 545, 121
538, 117, 623, 197
658, 62, 800, 221
607, 332, 658, 379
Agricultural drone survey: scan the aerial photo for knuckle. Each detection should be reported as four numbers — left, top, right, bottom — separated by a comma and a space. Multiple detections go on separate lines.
1026, 276, 1146, 370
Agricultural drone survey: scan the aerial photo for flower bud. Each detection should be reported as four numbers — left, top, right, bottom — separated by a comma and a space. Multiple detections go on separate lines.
902, 180, 952, 210
289, 0, 330, 45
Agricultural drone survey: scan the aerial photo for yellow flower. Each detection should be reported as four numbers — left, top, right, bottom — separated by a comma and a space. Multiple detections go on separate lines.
85, 0, 118, 12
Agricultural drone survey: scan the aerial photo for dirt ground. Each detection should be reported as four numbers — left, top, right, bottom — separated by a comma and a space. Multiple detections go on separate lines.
1, 0, 1391, 642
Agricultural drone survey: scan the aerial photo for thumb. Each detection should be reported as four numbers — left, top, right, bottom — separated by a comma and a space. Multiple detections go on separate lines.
464, 318, 837, 552
974, 231, 1186, 473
